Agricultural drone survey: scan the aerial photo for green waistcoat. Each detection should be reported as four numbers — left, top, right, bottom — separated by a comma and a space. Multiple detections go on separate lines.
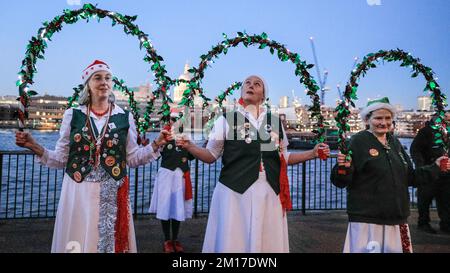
160, 140, 194, 173
219, 110, 282, 194
65, 108, 130, 182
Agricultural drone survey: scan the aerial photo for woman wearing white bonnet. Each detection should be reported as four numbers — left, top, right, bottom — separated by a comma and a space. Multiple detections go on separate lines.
177, 75, 330, 252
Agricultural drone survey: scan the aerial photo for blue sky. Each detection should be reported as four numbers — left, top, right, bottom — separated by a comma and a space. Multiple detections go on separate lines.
0, 0, 449, 109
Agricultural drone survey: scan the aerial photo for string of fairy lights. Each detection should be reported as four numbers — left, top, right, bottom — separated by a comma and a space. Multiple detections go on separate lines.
17, 4, 447, 154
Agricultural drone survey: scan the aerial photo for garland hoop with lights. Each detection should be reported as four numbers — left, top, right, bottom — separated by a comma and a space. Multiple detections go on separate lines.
215, 81, 243, 108
16, 3, 170, 132
182, 32, 325, 142
335, 49, 448, 155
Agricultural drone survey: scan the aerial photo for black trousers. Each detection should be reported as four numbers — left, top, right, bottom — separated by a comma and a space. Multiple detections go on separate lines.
417, 177, 450, 229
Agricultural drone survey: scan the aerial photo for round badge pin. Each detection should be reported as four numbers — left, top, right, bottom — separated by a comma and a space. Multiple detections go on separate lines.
112, 166, 121, 177
74, 133, 82, 143
73, 171, 82, 183
105, 156, 116, 167
369, 148, 379, 157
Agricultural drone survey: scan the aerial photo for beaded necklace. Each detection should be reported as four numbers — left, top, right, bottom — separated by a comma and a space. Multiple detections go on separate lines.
86, 103, 112, 169
90, 107, 109, 117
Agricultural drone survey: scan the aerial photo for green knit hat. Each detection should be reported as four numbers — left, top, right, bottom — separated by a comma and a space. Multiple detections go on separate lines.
360, 97, 396, 121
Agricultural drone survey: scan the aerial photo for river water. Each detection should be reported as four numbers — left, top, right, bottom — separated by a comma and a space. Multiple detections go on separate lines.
0, 129, 413, 152
0, 129, 416, 218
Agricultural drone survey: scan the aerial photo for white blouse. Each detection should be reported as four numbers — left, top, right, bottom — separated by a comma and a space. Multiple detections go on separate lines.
206, 106, 290, 162
38, 104, 160, 168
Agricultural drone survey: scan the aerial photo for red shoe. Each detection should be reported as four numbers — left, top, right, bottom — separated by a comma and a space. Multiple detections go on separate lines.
173, 240, 184, 253
163, 240, 175, 253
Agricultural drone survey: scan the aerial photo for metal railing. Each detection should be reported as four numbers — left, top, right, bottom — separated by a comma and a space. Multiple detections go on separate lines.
0, 150, 423, 219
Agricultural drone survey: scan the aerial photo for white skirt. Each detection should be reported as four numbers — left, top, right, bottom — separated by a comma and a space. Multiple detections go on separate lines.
51, 175, 137, 253
343, 222, 413, 253
202, 172, 289, 253
149, 167, 193, 221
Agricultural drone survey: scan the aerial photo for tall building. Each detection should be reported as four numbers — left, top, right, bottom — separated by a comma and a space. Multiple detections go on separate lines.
172, 62, 205, 108
0, 94, 68, 129
417, 95, 432, 111
114, 83, 153, 104
113, 83, 165, 129
173, 63, 193, 104
279, 96, 289, 108
0, 96, 19, 128
114, 82, 153, 112
28, 95, 67, 129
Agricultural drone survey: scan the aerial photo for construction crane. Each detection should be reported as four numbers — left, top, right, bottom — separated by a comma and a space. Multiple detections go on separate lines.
291, 89, 301, 107
336, 57, 359, 102
309, 37, 330, 106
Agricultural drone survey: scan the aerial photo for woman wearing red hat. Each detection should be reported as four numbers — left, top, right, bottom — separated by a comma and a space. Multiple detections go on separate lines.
15, 60, 171, 253
149, 108, 194, 253
177, 75, 330, 253
331, 97, 450, 253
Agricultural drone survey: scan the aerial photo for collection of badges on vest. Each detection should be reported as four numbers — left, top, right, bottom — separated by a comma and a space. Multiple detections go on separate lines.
66, 109, 129, 183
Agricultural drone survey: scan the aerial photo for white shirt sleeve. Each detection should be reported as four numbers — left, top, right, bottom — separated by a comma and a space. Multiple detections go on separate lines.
125, 112, 161, 168
280, 124, 290, 162
205, 115, 228, 159
36, 108, 72, 169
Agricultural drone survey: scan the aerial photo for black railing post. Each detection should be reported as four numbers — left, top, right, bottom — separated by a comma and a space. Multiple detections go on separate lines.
194, 158, 199, 218
133, 168, 138, 219
0, 153, 3, 203
0, 152, 3, 184
0, 153, 2, 213
14, 154, 19, 218
302, 162, 306, 215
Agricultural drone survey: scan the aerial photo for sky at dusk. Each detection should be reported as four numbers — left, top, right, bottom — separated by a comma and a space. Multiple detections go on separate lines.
0, 0, 449, 109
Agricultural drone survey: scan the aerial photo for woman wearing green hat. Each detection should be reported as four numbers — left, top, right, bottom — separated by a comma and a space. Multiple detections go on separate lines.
331, 97, 450, 253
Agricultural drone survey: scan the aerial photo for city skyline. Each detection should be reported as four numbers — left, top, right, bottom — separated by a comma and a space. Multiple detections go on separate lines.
0, 0, 449, 109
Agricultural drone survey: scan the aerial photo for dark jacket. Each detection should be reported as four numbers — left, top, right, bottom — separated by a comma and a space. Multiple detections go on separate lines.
410, 122, 449, 180
331, 130, 441, 225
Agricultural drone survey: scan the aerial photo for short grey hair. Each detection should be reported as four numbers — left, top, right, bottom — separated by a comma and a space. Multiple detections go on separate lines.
78, 82, 116, 105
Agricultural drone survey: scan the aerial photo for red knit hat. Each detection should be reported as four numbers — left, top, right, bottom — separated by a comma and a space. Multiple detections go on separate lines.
81, 60, 112, 82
